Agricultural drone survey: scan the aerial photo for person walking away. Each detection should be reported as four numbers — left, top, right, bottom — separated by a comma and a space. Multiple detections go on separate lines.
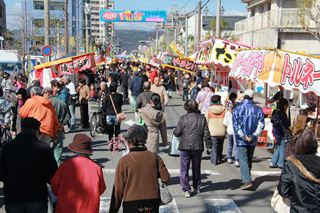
136, 81, 155, 110
77, 78, 90, 129
195, 82, 214, 115
51, 134, 106, 213
233, 89, 264, 190
129, 71, 143, 112
270, 98, 290, 169
223, 104, 239, 167
120, 68, 130, 100
1, 72, 14, 100
0, 117, 57, 213
278, 129, 320, 212
139, 93, 165, 153
151, 77, 169, 147
12, 88, 27, 135
182, 73, 191, 101
173, 100, 211, 198
63, 76, 77, 129
42, 87, 67, 165
103, 83, 123, 141
167, 71, 175, 99
206, 95, 226, 165
19, 87, 59, 144
110, 125, 170, 212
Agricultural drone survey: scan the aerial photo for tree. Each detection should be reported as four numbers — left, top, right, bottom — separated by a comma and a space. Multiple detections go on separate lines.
209, 17, 229, 37
298, 0, 320, 42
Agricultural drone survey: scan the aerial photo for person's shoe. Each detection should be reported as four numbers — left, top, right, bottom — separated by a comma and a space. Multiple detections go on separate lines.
227, 159, 233, 164
240, 182, 253, 190
269, 163, 278, 168
235, 161, 240, 167
194, 187, 200, 194
184, 191, 191, 198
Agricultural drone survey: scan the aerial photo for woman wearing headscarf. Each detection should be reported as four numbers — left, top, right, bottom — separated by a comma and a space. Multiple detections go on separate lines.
110, 125, 170, 213
139, 93, 165, 153
173, 100, 211, 198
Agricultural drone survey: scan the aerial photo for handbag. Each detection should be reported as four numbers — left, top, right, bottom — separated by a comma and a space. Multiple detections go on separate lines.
110, 94, 126, 122
155, 154, 172, 205
271, 188, 290, 213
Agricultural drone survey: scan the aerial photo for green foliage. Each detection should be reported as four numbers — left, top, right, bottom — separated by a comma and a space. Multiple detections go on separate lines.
210, 17, 229, 36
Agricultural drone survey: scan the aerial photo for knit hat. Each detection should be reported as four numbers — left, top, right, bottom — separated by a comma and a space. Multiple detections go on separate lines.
68, 134, 93, 155
244, 89, 255, 98
21, 117, 41, 130
122, 124, 148, 144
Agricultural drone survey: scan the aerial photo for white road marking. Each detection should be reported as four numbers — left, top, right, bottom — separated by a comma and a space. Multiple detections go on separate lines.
123, 119, 135, 126
251, 171, 281, 176
205, 198, 242, 213
103, 168, 220, 176
99, 197, 179, 213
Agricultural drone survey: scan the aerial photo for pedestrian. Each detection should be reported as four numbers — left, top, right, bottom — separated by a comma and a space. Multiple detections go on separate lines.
223, 104, 239, 167
270, 98, 291, 169
149, 67, 158, 84
151, 76, 169, 147
26, 79, 43, 98
90, 83, 97, 99
233, 89, 264, 190
139, 93, 165, 153
19, 87, 60, 143
173, 100, 211, 198
120, 68, 130, 100
51, 133, 106, 213
195, 82, 214, 115
77, 78, 90, 129
0, 87, 12, 129
63, 76, 77, 129
0, 117, 58, 213
182, 73, 191, 101
53, 81, 69, 106
103, 82, 123, 140
1, 72, 14, 99
129, 71, 143, 112
278, 129, 320, 212
109, 125, 170, 212
136, 81, 155, 110
166, 71, 175, 99
206, 95, 227, 165
42, 87, 67, 165
12, 88, 27, 135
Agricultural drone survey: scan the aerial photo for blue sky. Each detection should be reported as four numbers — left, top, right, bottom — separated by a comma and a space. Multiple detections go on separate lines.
5, 0, 247, 30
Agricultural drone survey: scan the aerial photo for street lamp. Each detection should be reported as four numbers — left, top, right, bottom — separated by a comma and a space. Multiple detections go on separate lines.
84, 3, 92, 53
204, 6, 209, 17
221, 6, 225, 17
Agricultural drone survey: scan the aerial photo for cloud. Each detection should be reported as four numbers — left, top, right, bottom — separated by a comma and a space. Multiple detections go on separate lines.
6, 2, 22, 30
115, 22, 156, 31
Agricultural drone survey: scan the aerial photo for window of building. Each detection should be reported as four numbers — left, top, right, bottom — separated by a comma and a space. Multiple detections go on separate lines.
267, 3, 271, 11
251, 8, 255, 17
34, 1, 44, 10
49, 2, 65, 11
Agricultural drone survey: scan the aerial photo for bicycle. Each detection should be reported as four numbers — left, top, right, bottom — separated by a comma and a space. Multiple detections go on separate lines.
89, 100, 105, 137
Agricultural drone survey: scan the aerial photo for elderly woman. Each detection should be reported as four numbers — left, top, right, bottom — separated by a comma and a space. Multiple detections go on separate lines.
173, 100, 211, 198
278, 129, 320, 212
110, 125, 170, 213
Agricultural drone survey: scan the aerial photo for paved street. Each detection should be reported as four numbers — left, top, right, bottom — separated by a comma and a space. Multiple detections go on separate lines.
0, 93, 279, 213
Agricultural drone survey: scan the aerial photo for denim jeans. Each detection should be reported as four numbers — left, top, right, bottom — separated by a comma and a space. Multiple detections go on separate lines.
106, 115, 121, 141
271, 138, 286, 168
131, 96, 137, 112
237, 146, 255, 183
179, 150, 202, 192
53, 130, 65, 165
68, 103, 75, 126
227, 134, 239, 161
183, 91, 189, 101
5, 202, 48, 213
210, 136, 225, 165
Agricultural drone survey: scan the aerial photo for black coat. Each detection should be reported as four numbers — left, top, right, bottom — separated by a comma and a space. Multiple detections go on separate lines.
278, 154, 320, 213
0, 133, 58, 204
173, 112, 211, 151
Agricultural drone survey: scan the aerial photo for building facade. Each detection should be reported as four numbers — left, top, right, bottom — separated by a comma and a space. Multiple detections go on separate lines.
235, 0, 320, 54
0, 0, 6, 36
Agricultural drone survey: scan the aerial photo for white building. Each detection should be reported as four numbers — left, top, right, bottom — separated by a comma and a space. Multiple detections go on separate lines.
89, 0, 114, 45
235, 0, 320, 54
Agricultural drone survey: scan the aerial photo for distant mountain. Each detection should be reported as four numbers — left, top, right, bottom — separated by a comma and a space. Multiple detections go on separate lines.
116, 30, 154, 53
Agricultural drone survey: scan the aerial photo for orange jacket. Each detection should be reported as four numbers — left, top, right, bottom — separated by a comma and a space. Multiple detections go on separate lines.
19, 96, 59, 138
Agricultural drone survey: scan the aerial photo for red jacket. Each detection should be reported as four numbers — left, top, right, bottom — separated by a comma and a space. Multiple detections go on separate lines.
51, 156, 106, 213
149, 70, 158, 84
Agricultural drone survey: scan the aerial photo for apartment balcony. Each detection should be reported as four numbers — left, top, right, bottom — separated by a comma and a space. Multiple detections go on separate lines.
235, 9, 315, 33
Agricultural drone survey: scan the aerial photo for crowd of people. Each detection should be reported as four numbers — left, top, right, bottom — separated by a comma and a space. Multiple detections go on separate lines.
0, 60, 319, 213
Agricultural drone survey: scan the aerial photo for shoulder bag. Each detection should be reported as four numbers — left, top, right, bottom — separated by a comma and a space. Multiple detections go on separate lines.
110, 94, 126, 122
155, 154, 172, 205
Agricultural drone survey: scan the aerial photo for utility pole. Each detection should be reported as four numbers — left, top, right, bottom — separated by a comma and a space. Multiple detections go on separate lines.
185, 15, 188, 56
57, 19, 60, 57
216, 0, 221, 37
64, 0, 69, 55
197, 0, 202, 50
84, 2, 91, 53
44, 0, 50, 61
155, 28, 159, 54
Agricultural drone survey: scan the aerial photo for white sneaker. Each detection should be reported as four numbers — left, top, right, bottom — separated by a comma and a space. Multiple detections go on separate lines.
227, 159, 233, 164
184, 191, 191, 198
235, 161, 240, 167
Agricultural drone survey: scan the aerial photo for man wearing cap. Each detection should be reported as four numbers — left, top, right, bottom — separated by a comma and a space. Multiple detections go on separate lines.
0, 117, 58, 212
51, 133, 106, 213
233, 89, 264, 190
19, 87, 60, 143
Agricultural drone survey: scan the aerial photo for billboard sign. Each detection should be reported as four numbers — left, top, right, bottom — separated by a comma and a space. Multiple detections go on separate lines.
100, 10, 167, 22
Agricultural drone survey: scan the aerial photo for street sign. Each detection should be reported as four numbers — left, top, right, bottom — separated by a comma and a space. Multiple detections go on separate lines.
41, 45, 53, 56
